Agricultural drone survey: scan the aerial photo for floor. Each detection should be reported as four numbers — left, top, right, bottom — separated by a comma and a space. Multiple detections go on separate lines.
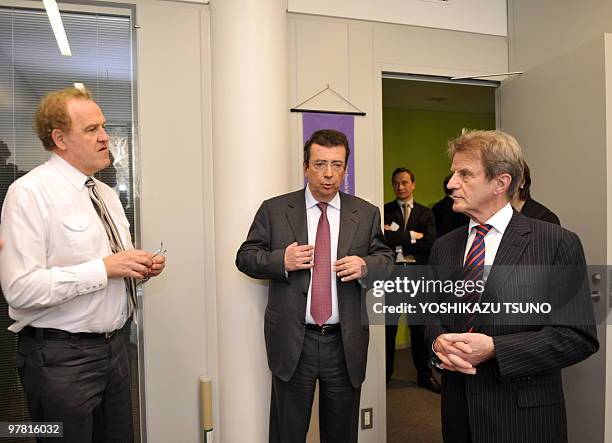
386, 348, 443, 443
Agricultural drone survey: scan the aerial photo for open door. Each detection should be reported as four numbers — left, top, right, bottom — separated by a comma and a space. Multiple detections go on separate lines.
498, 35, 608, 443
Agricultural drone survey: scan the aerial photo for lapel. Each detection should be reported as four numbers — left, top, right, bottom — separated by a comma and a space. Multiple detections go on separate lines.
470, 211, 530, 331
453, 226, 469, 266
484, 211, 531, 295
285, 189, 308, 246
387, 201, 403, 227
337, 193, 359, 259
285, 190, 311, 295
405, 202, 419, 231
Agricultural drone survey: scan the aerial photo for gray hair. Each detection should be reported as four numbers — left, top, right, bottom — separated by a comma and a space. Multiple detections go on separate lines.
448, 129, 524, 198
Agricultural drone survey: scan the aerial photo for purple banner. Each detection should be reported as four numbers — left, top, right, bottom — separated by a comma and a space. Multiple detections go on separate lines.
302, 112, 355, 195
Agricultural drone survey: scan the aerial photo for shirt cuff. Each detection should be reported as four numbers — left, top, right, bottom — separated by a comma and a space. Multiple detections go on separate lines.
410, 231, 417, 244
74, 258, 108, 295
431, 336, 444, 369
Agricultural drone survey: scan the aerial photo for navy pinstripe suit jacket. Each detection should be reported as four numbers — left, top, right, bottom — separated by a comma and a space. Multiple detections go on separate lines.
425, 211, 599, 443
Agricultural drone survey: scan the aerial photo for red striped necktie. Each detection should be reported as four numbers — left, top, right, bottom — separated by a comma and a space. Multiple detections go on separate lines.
462, 224, 492, 330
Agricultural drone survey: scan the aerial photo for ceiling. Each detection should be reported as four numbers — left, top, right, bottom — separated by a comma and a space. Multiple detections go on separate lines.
382, 78, 496, 114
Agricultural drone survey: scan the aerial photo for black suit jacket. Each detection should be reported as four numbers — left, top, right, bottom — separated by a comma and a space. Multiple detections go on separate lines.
432, 195, 470, 237
236, 189, 394, 388
425, 211, 598, 443
521, 197, 560, 225
383, 200, 436, 264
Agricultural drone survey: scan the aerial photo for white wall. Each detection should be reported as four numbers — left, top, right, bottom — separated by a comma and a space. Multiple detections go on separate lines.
135, 2, 216, 442
508, 0, 612, 71
508, 3, 612, 439
288, 0, 507, 36
289, 13, 507, 441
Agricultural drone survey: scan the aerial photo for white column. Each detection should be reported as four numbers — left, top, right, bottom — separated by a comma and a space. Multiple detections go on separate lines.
210, 0, 289, 441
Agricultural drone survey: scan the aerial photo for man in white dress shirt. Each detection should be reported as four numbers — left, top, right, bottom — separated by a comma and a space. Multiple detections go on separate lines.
0, 87, 166, 442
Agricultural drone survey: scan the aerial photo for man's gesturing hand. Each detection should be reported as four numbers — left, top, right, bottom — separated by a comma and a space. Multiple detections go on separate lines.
334, 256, 367, 282
148, 255, 166, 277
104, 250, 153, 279
284, 242, 314, 272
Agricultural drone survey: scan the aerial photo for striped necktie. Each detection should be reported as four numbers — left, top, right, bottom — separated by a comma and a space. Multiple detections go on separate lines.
462, 224, 492, 329
85, 177, 137, 320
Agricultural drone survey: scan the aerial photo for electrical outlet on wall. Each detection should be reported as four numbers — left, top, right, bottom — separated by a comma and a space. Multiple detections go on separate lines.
361, 407, 373, 430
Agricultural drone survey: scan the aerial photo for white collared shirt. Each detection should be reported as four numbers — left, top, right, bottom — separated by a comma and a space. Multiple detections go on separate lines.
0, 153, 132, 333
463, 202, 514, 280
304, 185, 340, 325
396, 197, 414, 218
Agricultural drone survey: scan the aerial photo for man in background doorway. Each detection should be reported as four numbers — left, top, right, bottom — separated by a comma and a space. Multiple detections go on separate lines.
511, 160, 560, 225
432, 174, 470, 237
383, 167, 439, 392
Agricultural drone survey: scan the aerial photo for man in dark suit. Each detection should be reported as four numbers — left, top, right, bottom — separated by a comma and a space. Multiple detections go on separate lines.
432, 174, 470, 236
236, 129, 393, 443
511, 160, 560, 225
426, 129, 598, 443
383, 167, 439, 392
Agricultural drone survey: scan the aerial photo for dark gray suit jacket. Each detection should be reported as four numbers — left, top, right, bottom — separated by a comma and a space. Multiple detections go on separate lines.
236, 189, 394, 388
425, 211, 599, 443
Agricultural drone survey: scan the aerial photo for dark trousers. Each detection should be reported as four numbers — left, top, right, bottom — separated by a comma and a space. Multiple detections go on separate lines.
16, 327, 133, 443
385, 324, 431, 383
269, 329, 361, 443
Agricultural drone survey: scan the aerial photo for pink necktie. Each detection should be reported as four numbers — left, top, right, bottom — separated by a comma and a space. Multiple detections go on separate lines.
311, 202, 332, 326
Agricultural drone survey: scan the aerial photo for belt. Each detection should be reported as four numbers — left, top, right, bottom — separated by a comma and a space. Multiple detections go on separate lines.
305, 323, 341, 335
20, 326, 122, 341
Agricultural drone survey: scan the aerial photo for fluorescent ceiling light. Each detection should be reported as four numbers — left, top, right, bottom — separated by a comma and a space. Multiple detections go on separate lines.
42, 0, 72, 56
73, 82, 85, 90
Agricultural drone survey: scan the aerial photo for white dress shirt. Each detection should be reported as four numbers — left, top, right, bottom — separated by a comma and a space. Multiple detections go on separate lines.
0, 153, 132, 333
304, 185, 340, 325
463, 203, 514, 281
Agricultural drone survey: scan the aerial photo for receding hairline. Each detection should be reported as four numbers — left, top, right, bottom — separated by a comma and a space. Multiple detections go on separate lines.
63, 98, 105, 125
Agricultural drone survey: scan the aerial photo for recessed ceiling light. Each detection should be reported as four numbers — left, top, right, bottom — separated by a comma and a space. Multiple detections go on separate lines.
425, 96, 448, 102
73, 82, 85, 90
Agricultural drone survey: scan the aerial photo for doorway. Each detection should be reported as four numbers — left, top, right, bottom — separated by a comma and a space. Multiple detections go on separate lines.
381, 74, 497, 443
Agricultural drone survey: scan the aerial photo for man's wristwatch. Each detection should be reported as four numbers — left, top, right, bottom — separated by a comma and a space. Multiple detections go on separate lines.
430, 335, 444, 370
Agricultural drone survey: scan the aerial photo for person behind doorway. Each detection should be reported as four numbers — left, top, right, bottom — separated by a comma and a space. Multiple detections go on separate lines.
236, 129, 394, 443
0, 87, 167, 442
432, 174, 469, 237
426, 129, 598, 443
383, 167, 439, 393
511, 160, 560, 225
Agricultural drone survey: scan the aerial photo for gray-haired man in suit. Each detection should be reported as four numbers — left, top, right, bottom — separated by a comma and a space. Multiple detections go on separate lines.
426, 129, 598, 443
236, 129, 393, 442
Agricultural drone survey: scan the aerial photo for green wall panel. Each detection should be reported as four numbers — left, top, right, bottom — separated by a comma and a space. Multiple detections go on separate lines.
382, 108, 496, 208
